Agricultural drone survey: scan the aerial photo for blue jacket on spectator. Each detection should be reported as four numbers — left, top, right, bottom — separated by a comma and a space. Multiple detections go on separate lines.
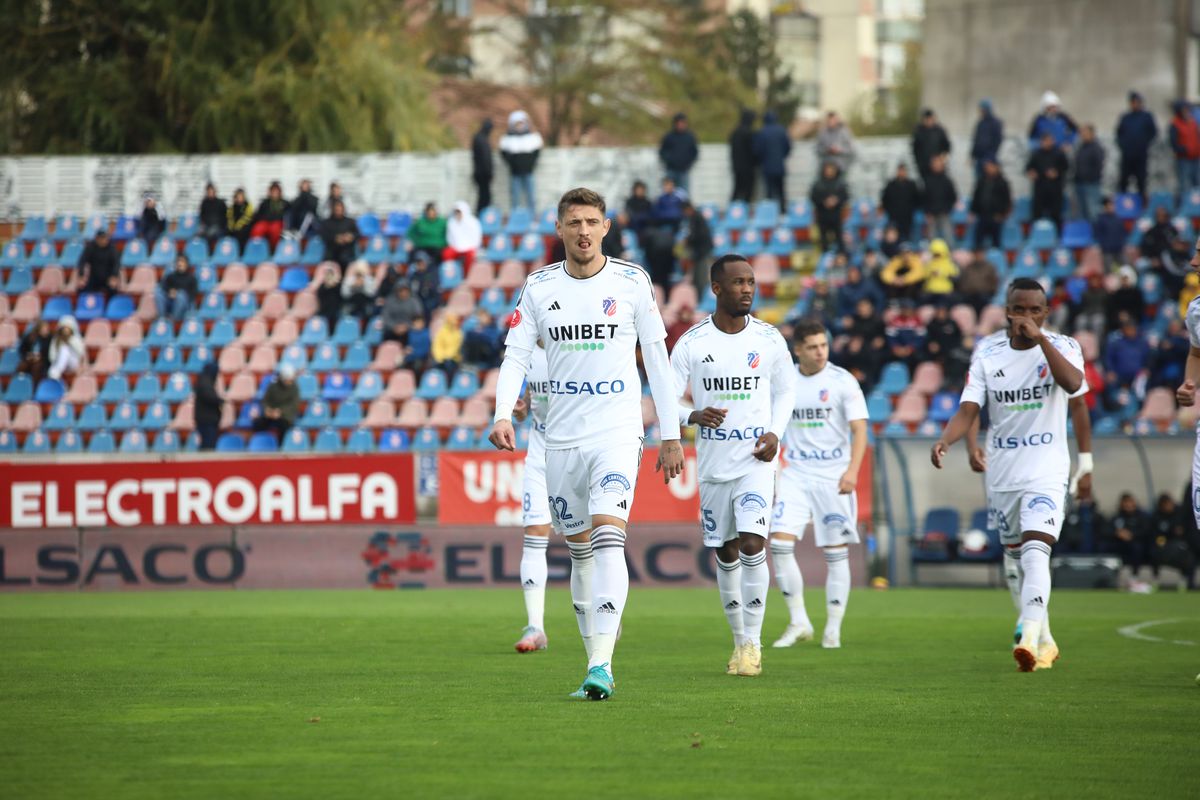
1074, 140, 1105, 184
836, 270, 886, 323
1116, 108, 1158, 158
659, 114, 699, 174
753, 112, 792, 178
1104, 331, 1150, 385
653, 187, 687, 229
1093, 210, 1127, 255
1028, 112, 1078, 150
970, 101, 1003, 163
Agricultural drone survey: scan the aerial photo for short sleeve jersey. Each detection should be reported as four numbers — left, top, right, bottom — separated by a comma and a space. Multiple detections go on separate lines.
781, 364, 869, 483
671, 316, 795, 483
504, 257, 667, 450
960, 331, 1086, 492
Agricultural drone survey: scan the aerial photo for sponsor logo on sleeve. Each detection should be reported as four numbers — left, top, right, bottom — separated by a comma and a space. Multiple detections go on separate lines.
509, 309, 522, 328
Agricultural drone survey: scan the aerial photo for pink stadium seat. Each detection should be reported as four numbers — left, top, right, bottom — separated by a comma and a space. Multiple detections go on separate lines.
0, 321, 16, 350
125, 266, 157, 295
667, 283, 698, 312
949, 304, 977, 334
35, 266, 65, 295
83, 319, 112, 349
654, 284, 666, 309
247, 345, 278, 373
427, 397, 460, 428
0, 294, 9, 319
11, 292, 41, 323
0, 402, 9, 429
64, 374, 98, 404
396, 398, 429, 428
170, 399, 194, 431
751, 254, 780, 289
225, 371, 257, 403
916, 305, 936, 326
1077, 246, 1103, 274
135, 293, 158, 322
976, 304, 1007, 336
890, 391, 929, 428
11, 402, 42, 432
288, 290, 316, 321
951, 249, 973, 269
236, 318, 268, 348
371, 341, 404, 372
446, 287, 476, 318
259, 290, 289, 321
248, 263, 279, 293
911, 362, 943, 396
90, 345, 123, 375
480, 368, 500, 400
219, 346, 247, 374
459, 397, 490, 428
464, 260, 495, 291
268, 318, 299, 347
217, 264, 250, 294
1074, 331, 1099, 362
385, 369, 416, 401
364, 399, 397, 428
220, 402, 235, 429
496, 259, 526, 290
114, 319, 144, 348
1139, 387, 1176, 427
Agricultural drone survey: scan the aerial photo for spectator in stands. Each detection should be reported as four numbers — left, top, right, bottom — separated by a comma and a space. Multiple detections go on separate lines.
624, 180, 654, 235
922, 154, 958, 244
816, 111, 855, 174
879, 224, 903, 259
1060, 495, 1107, 554
250, 181, 290, 249
835, 331, 883, 391
462, 310, 503, 369
835, 265, 885, 333
923, 303, 963, 363
432, 312, 463, 378
1074, 124, 1105, 223
1141, 205, 1191, 296
381, 283, 424, 345
754, 111, 792, 211
1180, 272, 1200, 318
681, 202, 713, 295
959, 249, 999, 313
911, 108, 951, 182
881, 162, 920, 242
253, 365, 299, 440
880, 245, 926, 301
155, 254, 199, 321
602, 210, 628, 259
792, 279, 836, 328
17, 319, 52, 383
729, 108, 757, 203
47, 315, 84, 381
1075, 272, 1108, 342
1107, 492, 1150, 575
408, 203, 448, 266
861, 249, 884, 282
406, 252, 441, 317
499, 109, 542, 211
970, 158, 1012, 250
1147, 494, 1196, 589
139, 194, 166, 250
321, 182, 346, 219
227, 188, 254, 251
472, 118, 494, 212
653, 176, 688, 233
1047, 278, 1074, 333
923, 239, 959, 303
1027, 91, 1078, 151
642, 223, 678, 292
970, 99, 1003, 179
1115, 91, 1157, 202
942, 333, 974, 391
666, 306, 697, 352
659, 112, 699, 192
810, 161, 847, 254
199, 183, 227, 245
290, 178, 319, 236
341, 261, 376, 322
1026, 132, 1069, 232
1106, 265, 1145, 330
443, 201, 483, 271
1169, 100, 1200, 195
1104, 313, 1150, 392
1150, 318, 1189, 389
885, 300, 926, 370
1093, 195, 1127, 266
404, 318, 431, 372
193, 361, 222, 451
77, 228, 120, 297
321, 199, 359, 271
846, 297, 887, 351
316, 266, 343, 333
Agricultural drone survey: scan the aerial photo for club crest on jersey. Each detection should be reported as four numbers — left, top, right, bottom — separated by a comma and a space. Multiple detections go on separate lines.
738, 493, 768, 512
602, 297, 618, 317
819, 388, 829, 402
747, 352, 761, 369
1026, 495, 1057, 512
1037, 361, 1049, 379
822, 513, 849, 527
508, 309, 522, 328
599, 472, 631, 495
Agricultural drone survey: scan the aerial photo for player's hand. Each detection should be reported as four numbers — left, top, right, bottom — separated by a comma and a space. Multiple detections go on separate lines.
752, 432, 779, 462
968, 447, 987, 473
931, 440, 948, 469
837, 469, 857, 494
1177, 380, 1196, 407
512, 397, 529, 423
1011, 316, 1043, 342
1074, 472, 1093, 501
690, 407, 727, 428
655, 439, 685, 483
488, 419, 515, 451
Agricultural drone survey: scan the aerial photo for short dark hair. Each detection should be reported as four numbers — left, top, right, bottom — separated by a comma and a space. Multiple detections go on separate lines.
557, 187, 606, 219
1007, 277, 1046, 299
793, 318, 828, 344
710, 253, 750, 282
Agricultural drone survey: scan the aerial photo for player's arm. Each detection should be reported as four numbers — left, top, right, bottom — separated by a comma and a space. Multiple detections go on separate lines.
1176, 346, 1200, 406
839, 418, 868, 494
931, 401, 981, 468
755, 338, 796, 462
1069, 396, 1093, 500
489, 289, 538, 451
512, 382, 530, 423
671, 339, 726, 430
643, 338, 684, 481
966, 413, 986, 472
1014, 319, 1083, 393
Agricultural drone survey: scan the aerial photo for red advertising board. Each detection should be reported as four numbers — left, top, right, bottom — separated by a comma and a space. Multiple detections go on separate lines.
438, 447, 872, 527
0, 454, 416, 529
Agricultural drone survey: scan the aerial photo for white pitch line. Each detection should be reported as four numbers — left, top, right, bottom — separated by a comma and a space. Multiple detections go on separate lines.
1116, 619, 1197, 646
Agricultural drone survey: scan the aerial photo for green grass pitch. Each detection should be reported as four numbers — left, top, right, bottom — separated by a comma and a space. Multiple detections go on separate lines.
1, 588, 1197, 799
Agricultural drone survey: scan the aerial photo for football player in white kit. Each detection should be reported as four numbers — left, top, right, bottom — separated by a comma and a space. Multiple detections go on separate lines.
932, 278, 1085, 672
769, 318, 870, 650
489, 188, 684, 701
671, 254, 796, 677
1175, 237, 1200, 538
512, 343, 552, 653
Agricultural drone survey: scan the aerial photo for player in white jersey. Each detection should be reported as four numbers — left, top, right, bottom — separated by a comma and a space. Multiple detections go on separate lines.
769, 318, 870, 650
966, 328, 1093, 668
932, 278, 1085, 672
671, 254, 796, 677
1176, 238, 1200, 536
512, 343, 551, 653
489, 188, 684, 701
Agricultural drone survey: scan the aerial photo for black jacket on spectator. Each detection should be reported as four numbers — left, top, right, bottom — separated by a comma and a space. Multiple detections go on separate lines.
1116, 109, 1158, 158
625, 195, 654, 235
810, 174, 848, 226
1140, 221, 1180, 259
685, 212, 713, 261
912, 123, 951, 174
1026, 148, 1069, 192
602, 216, 625, 258
322, 216, 360, 269
472, 122, 494, 181
193, 363, 222, 428
141, 207, 166, 245
78, 240, 119, 288
921, 173, 958, 215
1074, 140, 1105, 184
291, 189, 319, 228
970, 174, 1012, 219
1107, 286, 1145, 329
161, 269, 199, 305
729, 111, 757, 180
254, 198, 290, 223
317, 282, 342, 327
924, 317, 962, 358
659, 128, 699, 173
881, 177, 921, 229
199, 197, 227, 234
971, 110, 1003, 163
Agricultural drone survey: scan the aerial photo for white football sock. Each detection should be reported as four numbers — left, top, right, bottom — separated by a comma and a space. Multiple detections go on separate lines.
1003, 545, 1023, 613
770, 538, 812, 629
824, 547, 851, 638
567, 539, 594, 660
1018, 540, 1053, 648
715, 554, 745, 646
520, 534, 548, 631
739, 547, 769, 647
588, 525, 628, 670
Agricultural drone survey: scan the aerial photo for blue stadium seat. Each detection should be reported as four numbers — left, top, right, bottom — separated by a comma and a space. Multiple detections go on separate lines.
174, 214, 199, 241
281, 428, 311, 452
0, 348, 18, 376
738, 229, 764, 256
4, 267, 32, 294
767, 228, 795, 257
56, 430, 84, 453
1114, 193, 1142, 221
185, 237, 210, 266
43, 402, 77, 431
183, 432, 202, 452
3, 373, 33, 403
296, 372, 319, 401
721, 201, 749, 232
153, 345, 185, 373
183, 344, 213, 375
52, 214, 82, 242
96, 377, 127, 406
352, 371, 383, 401
332, 400, 363, 428
18, 216, 48, 242
242, 237, 269, 266
357, 213, 381, 238
207, 318, 236, 347
1026, 219, 1057, 251
149, 236, 176, 267
927, 391, 960, 423
321, 371, 353, 401
0, 430, 16, 453
119, 430, 149, 454
194, 265, 218, 293
1147, 191, 1174, 216
309, 343, 340, 372
345, 427, 375, 453
229, 291, 258, 320
1, 241, 25, 269
484, 236, 513, 263
877, 363, 910, 396
145, 318, 174, 348
415, 368, 448, 400
513, 233, 542, 263
1180, 189, 1200, 218
958, 509, 1003, 562
23, 431, 51, 454
439, 260, 464, 291
34, 378, 65, 403
479, 287, 509, 318
130, 373, 161, 403
383, 211, 413, 238
479, 206, 502, 237
27, 240, 56, 269
300, 317, 329, 346
411, 426, 441, 451
912, 507, 960, 563
122, 345, 152, 374
280, 344, 308, 371
999, 221, 1023, 251
867, 393, 892, 424
279, 267, 309, 293
162, 372, 191, 403
342, 341, 370, 372
1060, 220, 1093, 249
235, 401, 262, 429
84, 213, 108, 237
363, 236, 390, 265
37, 292, 68, 320
505, 208, 533, 236
535, 207, 557, 236
448, 370, 479, 400
247, 431, 278, 452
364, 317, 384, 346
87, 430, 116, 453
514, 424, 531, 450
445, 425, 476, 450
211, 236, 240, 266
59, 239, 84, 267
141, 401, 171, 430
120, 238, 148, 267
299, 399, 332, 428
300, 237, 324, 266
177, 318, 206, 347
390, 239, 410, 263
216, 432, 245, 452
749, 200, 780, 231
378, 428, 410, 452
152, 429, 181, 453
314, 427, 342, 452
104, 295, 135, 321
332, 317, 361, 346
75, 292, 106, 322
273, 239, 301, 265
109, 401, 140, 431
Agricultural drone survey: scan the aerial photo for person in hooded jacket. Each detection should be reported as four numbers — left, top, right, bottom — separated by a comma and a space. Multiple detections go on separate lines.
48, 315, 85, 381
499, 110, 543, 211
321, 199, 359, 271
472, 118, 494, 212
290, 179, 319, 236
193, 362, 223, 451
659, 112, 699, 191
729, 109, 757, 202
1115, 91, 1157, 202
443, 201, 483, 271
810, 161, 847, 253
754, 111, 792, 211
911, 109, 951, 182
881, 162, 921, 242
198, 183, 227, 245
970, 99, 1003, 179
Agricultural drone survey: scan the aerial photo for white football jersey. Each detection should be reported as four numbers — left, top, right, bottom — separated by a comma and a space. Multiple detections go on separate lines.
504, 257, 667, 450
961, 331, 1086, 492
781, 363, 869, 483
671, 315, 795, 483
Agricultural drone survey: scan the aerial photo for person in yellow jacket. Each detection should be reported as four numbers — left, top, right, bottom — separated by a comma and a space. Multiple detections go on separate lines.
923, 238, 959, 300
880, 243, 926, 301
432, 312, 464, 375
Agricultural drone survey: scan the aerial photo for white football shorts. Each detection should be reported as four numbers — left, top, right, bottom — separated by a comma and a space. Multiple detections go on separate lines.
771, 471, 860, 547
698, 467, 775, 547
522, 430, 551, 527
544, 439, 643, 535
987, 482, 1067, 546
